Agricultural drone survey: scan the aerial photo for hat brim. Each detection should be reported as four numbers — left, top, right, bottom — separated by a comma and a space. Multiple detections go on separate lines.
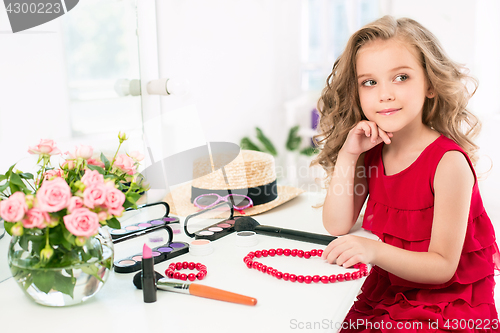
163, 183, 304, 218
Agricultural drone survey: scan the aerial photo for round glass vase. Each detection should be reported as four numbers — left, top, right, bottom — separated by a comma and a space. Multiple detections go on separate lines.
7, 227, 114, 307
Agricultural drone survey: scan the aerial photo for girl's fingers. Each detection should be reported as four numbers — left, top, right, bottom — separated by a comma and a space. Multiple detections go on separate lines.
378, 127, 392, 144
367, 122, 379, 143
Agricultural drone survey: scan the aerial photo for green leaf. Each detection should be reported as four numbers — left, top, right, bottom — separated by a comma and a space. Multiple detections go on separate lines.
0, 174, 6, 182
81, 265, 104, 283
0, 182, 9, 193
286, 126, 302, 151
87, 164, 105, 174
100, 153, 110, 170
9, 172, 26, 188
19, 173, 34, 180
106, 217, 121, 229
299, 146, 319, 157
4, 221, 14, 235
255, 127, 277, 156
32, 270, 55, 294
240, 137, 262, 152
53, 271, 76, 298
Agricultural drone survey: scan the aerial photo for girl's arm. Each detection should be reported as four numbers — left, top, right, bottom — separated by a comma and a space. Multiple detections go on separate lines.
323, 121, 392, 235
322, 152, 367, 235
322, 150, 474, 285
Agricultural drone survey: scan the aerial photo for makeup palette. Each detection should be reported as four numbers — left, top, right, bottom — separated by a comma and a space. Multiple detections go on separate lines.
114, 241, 189, 273
110, 216, 180, 240
193, 217, 244, 241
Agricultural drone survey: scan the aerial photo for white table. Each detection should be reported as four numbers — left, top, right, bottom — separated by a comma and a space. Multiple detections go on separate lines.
0, 192, 377, 333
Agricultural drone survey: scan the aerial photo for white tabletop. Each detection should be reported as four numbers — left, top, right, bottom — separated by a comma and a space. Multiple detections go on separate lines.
0, 192, 377, 333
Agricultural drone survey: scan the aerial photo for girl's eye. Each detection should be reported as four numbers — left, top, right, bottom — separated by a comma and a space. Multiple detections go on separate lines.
394, 74, 409, 82
362, 79, 377, 87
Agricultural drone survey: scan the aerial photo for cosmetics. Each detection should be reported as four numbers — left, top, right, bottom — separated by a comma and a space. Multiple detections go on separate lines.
133, 273, 257, 306
114, 241, 189, 273
234, 216, 337, 245
110, 216, 179, 241
141, 244, 157, 303
235, 231, 258, 247
192, 218, 236, 241
189, 239, 214, 256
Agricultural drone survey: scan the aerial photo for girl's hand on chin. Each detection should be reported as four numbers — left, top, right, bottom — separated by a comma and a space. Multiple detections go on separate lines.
340, 120, 393, 156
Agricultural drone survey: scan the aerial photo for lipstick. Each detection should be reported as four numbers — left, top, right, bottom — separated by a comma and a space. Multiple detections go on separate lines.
141, 243, 157, 303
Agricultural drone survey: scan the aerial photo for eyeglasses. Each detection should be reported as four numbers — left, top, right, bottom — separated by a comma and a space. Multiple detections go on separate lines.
193, 193, 253, 211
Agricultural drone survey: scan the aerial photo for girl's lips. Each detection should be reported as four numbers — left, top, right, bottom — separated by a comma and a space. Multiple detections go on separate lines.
377, 108, 400, 116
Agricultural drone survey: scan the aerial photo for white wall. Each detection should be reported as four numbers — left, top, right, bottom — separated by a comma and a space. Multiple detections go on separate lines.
155, 0, 303, 158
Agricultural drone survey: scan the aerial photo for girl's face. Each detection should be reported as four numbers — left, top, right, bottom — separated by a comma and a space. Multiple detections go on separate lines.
356, 38, 433, 133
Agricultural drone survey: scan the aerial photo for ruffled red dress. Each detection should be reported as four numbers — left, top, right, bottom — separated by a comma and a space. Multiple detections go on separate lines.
342, 135, 500, 332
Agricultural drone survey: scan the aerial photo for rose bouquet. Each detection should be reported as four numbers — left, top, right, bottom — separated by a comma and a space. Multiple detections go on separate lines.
1, 133, 148, 304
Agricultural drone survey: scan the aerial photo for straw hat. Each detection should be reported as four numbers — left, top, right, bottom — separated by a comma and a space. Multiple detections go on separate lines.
163, 150, 304, 217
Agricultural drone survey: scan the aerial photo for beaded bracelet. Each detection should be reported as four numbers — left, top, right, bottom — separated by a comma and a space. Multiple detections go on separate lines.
165, 261, 207, 281
243, 248, 369, 283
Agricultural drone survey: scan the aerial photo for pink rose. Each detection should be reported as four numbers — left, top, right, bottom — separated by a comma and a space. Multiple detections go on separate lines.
36, 178, 71, 212
105, 187, 125, 216
74, 145, 93, 159
0, 192, 28, 222
81, 169, 104, 187
83, 184, 107, 209
61, 160, 75, 170
129, 151, 145, 162
23, 208, 50, 229
87, 158, 105, 168
114, 154, 136, 175
63, 208, 99, 237
67, 196, 83, 213
43, 169, 63, 181
28, 139, 61, 156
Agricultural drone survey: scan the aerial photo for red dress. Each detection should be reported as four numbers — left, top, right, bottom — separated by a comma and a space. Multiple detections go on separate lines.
342, 135, 500, 332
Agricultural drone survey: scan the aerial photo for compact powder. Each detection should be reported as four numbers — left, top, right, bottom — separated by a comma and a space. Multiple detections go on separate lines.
217, 223, 232, 228
208, 227, 223, 232
189, 239, 213, 256
236, 231, 258, 247
116, 259, 136, 266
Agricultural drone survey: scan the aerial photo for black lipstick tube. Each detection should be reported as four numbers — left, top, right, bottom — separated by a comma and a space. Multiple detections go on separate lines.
142, 256, 157, 303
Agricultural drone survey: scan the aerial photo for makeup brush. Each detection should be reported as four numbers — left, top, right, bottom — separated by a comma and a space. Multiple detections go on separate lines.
233, 216, 337, 245
133, 272, 257, 306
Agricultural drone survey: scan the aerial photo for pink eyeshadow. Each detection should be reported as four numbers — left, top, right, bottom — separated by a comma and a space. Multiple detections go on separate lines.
138, 223, 152, 228
116, 260, 136, 266
125, 225, 139, 231
152, 251, 161, 257
217, 223, 231, 228
198, 231, 214, 236
225, 220, 235, 225
132, 255, 143, 261
208, 227, 223, 232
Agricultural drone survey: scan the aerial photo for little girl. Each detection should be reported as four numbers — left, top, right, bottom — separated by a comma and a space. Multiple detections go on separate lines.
314, 16, 500, 331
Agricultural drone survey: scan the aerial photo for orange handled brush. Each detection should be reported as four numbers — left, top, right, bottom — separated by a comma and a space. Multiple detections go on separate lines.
133, 272, 257, 306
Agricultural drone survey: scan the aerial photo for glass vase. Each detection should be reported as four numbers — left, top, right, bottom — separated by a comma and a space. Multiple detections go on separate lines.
7, 227, 114, 307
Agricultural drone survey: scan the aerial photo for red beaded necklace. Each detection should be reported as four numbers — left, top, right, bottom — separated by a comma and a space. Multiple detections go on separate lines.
243, 248, 369, 283
165, 261, 207, 281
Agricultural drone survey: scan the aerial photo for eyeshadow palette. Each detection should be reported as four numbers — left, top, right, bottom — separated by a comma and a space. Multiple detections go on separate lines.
114, 241, 189, 273
110, 216, 180, 240
194, 217, 243, 241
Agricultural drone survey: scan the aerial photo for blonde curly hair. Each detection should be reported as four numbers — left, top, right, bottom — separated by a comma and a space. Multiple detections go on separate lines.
312, 15, 480, 178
